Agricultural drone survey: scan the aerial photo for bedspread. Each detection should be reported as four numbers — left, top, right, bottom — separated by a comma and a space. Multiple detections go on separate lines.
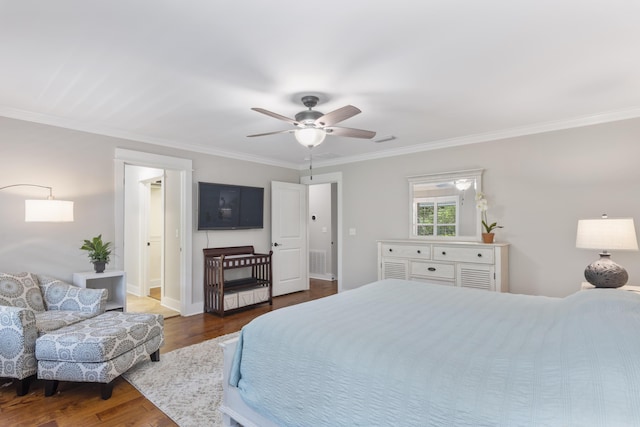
230, 279, 640, 426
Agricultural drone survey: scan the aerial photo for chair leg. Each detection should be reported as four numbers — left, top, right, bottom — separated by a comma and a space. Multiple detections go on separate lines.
150, 349, 160, 362
101, 381, 114, 400
14, 376, 33, 396
44, 380, 59, 397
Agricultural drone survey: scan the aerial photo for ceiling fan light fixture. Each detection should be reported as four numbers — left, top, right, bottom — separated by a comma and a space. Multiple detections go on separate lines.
295, 127, 326, 148
455, 179, 472, 191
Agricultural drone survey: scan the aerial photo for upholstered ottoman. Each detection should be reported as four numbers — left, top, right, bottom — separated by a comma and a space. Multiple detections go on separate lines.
35, 311, 164, 399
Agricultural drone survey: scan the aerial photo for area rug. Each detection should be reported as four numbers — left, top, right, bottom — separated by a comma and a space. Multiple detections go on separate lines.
123, 331, 240, 427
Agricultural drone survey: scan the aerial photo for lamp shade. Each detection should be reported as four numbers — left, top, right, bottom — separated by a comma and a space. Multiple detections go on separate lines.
576, 217, 638, 251
25, 199, 74, 222
294, 127, 326, 148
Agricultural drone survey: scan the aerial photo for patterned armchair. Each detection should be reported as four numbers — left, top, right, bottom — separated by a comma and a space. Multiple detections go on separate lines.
0, 272, 107, 395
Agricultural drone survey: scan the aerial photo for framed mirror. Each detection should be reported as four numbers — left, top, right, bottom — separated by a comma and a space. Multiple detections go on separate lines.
407, 169, 483, 241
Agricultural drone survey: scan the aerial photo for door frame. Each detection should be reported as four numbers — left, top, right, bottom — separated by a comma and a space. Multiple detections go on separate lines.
301, 172, 343, 292
114, 148, 194, 315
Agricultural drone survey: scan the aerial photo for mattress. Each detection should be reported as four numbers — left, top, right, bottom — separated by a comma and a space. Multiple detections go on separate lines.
230, 279, 640, 426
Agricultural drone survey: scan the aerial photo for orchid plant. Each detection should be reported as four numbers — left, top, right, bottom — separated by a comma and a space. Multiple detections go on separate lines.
475, 192, 503, 234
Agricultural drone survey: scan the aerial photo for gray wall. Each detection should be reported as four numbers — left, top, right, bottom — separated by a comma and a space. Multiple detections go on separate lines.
2, 115, 640, 300
0, 116, 299, 309
311, 117, 640, 297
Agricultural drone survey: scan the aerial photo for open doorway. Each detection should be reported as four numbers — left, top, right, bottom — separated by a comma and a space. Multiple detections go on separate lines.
301, 172, 342, 292
114, 148, 194, 316
143, 177, 163, 301
122, 166, 179, 318
308, 183, 337, 281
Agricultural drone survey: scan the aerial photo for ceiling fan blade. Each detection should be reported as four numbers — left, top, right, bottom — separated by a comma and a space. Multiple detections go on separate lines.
314, 105, 361, 127
326, 126, 376, 139
251, 108, 298, 125
247, 129, 294, 137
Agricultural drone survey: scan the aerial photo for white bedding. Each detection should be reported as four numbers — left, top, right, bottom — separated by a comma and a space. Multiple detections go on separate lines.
230, 279, 640, 426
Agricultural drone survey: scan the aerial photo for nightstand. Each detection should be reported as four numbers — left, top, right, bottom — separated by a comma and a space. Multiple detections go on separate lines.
581, 282, 640, 295
73, 270, 127, 311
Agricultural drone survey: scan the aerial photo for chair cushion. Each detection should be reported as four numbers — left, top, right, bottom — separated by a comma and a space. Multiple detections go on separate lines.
35, 310, 98, 334
35, 312, 164, 363
37, 275, 105, 312
0, 272, 45, 313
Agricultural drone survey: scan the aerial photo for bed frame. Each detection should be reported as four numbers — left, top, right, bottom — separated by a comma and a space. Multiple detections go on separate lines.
220, 338, 279, 427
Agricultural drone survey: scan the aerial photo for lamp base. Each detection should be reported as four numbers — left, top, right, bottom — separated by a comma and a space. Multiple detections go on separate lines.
584, 253, 628, 288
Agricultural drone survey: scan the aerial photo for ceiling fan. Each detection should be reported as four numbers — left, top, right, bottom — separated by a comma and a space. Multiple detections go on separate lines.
247, 95, 376, 148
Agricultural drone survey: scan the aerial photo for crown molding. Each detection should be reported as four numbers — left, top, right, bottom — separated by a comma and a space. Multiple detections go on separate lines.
2, 104, 639, 171
0, 106, 299, 170
308, 106, 640, 169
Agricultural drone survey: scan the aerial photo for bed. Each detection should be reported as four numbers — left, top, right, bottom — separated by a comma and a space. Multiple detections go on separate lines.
221, 278, 640, 426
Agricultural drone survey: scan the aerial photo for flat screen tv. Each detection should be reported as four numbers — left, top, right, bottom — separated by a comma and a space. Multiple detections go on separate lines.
197, 182, 264, 230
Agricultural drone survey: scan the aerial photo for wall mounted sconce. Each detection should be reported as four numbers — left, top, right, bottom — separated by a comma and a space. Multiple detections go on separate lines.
0, 184, 74, 222
576, 214, 638, 288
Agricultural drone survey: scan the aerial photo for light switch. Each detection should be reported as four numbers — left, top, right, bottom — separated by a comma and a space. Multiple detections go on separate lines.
349, 228, 356, 236
322, 227, 327, 233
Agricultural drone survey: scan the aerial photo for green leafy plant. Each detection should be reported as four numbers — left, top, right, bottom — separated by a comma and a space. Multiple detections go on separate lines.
80, 234, 112, 263
475, 192, 504, 234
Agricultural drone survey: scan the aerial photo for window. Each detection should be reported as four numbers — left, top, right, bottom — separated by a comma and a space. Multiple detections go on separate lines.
414, 196, 459, 237
407, 169, 483, 240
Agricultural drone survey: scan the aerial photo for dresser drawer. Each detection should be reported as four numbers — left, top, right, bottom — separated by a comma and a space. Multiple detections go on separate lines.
433, 246, 494, 264
410, 261, 455, 280
381, 243, 430, 259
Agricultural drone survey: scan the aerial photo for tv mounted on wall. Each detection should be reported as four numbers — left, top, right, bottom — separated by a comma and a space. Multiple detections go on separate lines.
197, 182, 264, 230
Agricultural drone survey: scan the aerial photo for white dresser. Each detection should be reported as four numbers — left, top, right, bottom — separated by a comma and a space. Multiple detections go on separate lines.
377, 240, 509, 292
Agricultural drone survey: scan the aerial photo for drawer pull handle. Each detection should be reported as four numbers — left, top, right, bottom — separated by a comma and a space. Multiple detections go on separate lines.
388, 248, 393, 252
477, 253, 482, 257
441, 251, 446, 255
428, 267, 436, 272
417, 250, 421, 254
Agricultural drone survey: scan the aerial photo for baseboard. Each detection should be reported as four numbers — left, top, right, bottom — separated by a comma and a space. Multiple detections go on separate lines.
183, 301, 203, 317
310, 273, 335, 281
127, 283, 142, 297
162, 295, 181, 312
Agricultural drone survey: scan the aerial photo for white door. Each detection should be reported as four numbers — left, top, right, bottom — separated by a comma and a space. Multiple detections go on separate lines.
146, 182, 163, 298
271, 181, 308, 296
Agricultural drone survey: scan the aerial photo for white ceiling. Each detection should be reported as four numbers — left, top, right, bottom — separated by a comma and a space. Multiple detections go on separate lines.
1, 1, 639, 169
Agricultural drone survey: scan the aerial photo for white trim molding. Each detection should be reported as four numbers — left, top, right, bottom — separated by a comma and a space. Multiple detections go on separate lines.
114, 148, 196, 316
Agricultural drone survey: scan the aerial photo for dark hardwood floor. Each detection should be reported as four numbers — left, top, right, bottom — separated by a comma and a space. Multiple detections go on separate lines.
0, 279, 337, 427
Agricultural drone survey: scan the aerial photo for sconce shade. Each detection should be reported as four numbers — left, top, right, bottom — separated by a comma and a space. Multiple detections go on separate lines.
576, 216, 638, 288
25, 199, 74, 222
294, 127, 326, 147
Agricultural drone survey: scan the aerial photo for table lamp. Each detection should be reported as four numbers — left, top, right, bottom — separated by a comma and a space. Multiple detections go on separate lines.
576, 214, 638, 288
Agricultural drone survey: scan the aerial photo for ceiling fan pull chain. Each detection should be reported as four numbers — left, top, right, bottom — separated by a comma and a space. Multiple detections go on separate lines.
309, 148, 313, 180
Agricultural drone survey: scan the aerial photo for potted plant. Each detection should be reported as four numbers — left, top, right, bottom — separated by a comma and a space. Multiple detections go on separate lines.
80, 234, 112, 273
476, 192, 503, 243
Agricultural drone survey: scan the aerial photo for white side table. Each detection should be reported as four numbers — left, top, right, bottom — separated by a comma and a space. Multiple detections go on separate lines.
581, 282, 640, 295
73, 270, 127, 312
